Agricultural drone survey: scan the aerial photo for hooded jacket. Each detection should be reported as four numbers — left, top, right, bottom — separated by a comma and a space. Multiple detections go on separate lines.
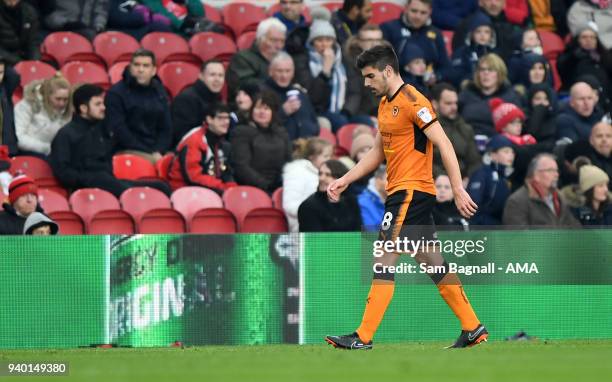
0, 66, 20, 155
468, 162, 512, 225
0, 0, 39, 65
23, 211, 58, 234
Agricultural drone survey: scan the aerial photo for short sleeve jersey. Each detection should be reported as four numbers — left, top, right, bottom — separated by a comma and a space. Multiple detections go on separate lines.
378, 83, 437, 195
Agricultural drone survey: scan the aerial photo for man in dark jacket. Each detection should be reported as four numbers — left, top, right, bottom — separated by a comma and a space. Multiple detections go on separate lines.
263, 52, 319, 141
431, 0, 478, 31
171, 60, 224, 146
105, 49, 173, 164
50, 84, 170, 198
330, 0, 372, 46
563, 122, 612, 185
0, 58, 19, 155
0, 0, 39, 65
44, 0, 108, 40
556, 82, 605, 145
272, 0, 308, 34
0, 174, 41, 235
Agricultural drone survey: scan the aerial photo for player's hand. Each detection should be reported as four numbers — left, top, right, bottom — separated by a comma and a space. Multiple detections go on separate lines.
327, 177, 348, 203
453, 187, 478, 218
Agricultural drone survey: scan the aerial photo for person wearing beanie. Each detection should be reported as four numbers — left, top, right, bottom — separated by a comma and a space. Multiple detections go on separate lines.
467, 134, 514, 224
399, 43, 429, 96
23, 211, 58, 235
570, 164, 612, 225
0, 174, 44, 235
489, 97, 536, 146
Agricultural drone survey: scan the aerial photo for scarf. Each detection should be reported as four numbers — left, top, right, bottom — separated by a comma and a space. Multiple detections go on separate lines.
529, 179, 561, 216
308, 45, 347, 113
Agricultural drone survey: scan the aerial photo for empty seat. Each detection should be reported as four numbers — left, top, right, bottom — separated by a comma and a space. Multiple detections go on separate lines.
108, 61, 130, 85
371, 2, 403, 25
157, 62, 200, 99
41, 31, 103, 67
37, 189, 70, 213
222, 185, 272, 229
13, 61, 57, 101
69, 188, 120, 226
203, 3, 222, 24
60, 61, 110, 89
271, 187, 283, 209
48, 211, 85, 235
318, 127, 337, 146
241, 207, 288, 233
119, 187, 172, 222
140, 32, 199, 65
139, 208, 186, 233
189, 32, 237, 63
336, 124, 375, 155
93, 31, 140, 68
88, 209, 135, 234
189, 207, 237, 233
222, 2, 267, 38
171, 186, 223, 222
236, 31, 256, 50
112, 154, 158, 180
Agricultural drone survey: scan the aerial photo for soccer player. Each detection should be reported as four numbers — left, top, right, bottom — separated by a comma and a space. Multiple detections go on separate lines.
324, 45, 488, 349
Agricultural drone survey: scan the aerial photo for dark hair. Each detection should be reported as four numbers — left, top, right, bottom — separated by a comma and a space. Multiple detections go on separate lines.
431, 82, 457, 101
356, 44, 400, 73
323, 159, 349, 179
0, 56, 5, 67
342, 0, 366, 13
205, 103, 231, 118
201, 59, 224, 73
251, 89, 280, 124
131, 48, 157, 66
584, 187, 610, 216
72, 84, 104, 112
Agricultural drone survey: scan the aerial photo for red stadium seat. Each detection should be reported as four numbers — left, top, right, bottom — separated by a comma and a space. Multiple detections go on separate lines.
10, 155, 54, 179
37, 189, 69, 214
441, 30, 454, 57
538, 29, 565, 61
189, 207, 237, 233
371, 2, 403, 25
189, 32, 237, 63
171, 186, 223, 222
108, 61, 130, 84
156, 153, 174, 180
112, 154, 158, 180
271, 187, 283, 209
549, 58, 562, 91
60, 61, 110, 89
203, 3, 222, 24
93, 31, 140, 68
222, 2, 267, 38
48, 211, 85, 235
222, 185, 272, 229
69, 188, 120, 226
323, 2, 343, 12
119, 187, 172, 223
236, 31, 256, 50
139, 208, 186, 233
157, 62, 200, 99
241, 207, 288, 233
336, 124, 376, 155
140, 32, 199, 65
266, 3, 312, 22
41, 31, 103, 67
318, 127, 337, 146
88, 209, 135, 234
13, 60, 57, 97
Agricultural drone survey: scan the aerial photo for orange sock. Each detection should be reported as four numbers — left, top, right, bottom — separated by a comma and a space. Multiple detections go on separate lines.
437, 274, 479, 330
355, 281, 395, 343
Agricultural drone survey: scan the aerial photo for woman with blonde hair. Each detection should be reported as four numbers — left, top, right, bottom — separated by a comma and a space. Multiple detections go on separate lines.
14, 73, 72, 157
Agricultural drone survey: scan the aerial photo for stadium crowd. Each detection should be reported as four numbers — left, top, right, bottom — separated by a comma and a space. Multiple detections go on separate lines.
1, 0, 612, 235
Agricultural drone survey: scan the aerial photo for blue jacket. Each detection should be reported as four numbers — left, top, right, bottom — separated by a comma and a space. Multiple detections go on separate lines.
105, 68, 173, 154
380, 16, 451, 80
358, 187, 385, 230
432, 0, 478, 31
273, 11, 308, 34
467, 162, 512, 225
555, 103, 605, 143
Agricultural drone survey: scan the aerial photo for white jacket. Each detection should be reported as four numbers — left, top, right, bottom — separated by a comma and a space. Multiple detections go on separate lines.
282, 159, 319, 232
14, 83, 71, 155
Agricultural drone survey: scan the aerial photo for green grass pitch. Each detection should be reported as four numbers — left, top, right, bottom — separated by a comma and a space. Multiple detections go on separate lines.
2, 340, 611, 381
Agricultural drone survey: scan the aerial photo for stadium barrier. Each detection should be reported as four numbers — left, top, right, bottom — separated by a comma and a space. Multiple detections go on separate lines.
2, 231, 611, 349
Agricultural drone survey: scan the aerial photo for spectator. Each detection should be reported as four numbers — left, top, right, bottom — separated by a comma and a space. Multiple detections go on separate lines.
381, 0, 450, 84
282, 137, 333, 232
171, 60, 225, 146
0, 0, 39, 65
107, 0, 172, 40
567, 1, 612, 51
0, 174, 42, 235
431, 0, 478, 31
467, 134, 514, 224
523, 83, 558, 148
568, 164, 612, 225
230, 90, 291, 193
448, 11, 497, 88
273, 0, 308, 34
0, 57, 19, 156
14, 74, 72, 157
230, 82, 260, 128
330, 0, 373, 46
105, 49, 172, 164
458, 53, 523, 138
346, 128, 376, 194
452, 0, 521, 62
50, 84, 170, 198
431, 83, 481, 180
432, 173, 466, 227
504, 0, 529, 25
298, 159, 362, 232
399, 43, 430, 97
140, 0, 222, 36
358, 164, 386, 230
556, 82, 604, 145
0, 145, 10, 196
228, 18, 286, 101
23, 211, 58, 235
168, 103, 236, 193
264, 52, 319, 141
510, 53, 555, 93
557, 23, 612, 96
44, 0, 108, 40
528, 0, 568, 36
563, 122, 612, 183
502, 153, 580, 227
490, 98, 536, 146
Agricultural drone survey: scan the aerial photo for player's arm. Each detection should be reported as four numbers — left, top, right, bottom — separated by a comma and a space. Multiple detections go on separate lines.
327, 131, 385, 202
423, 121, 478, 218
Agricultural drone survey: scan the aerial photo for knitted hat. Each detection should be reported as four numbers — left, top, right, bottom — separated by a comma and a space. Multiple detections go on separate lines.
8, 175, 38, 205
307, 19, 336, 45
579, 164, 609, 192
489, 98, 525, 133
350, 132, 375, 159
486, 134, 513, 152
0, 145, 9, 172
400, 43, 426, 66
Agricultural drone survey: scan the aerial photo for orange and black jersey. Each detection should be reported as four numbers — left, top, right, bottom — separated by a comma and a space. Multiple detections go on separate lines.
378, 83, 437, 196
